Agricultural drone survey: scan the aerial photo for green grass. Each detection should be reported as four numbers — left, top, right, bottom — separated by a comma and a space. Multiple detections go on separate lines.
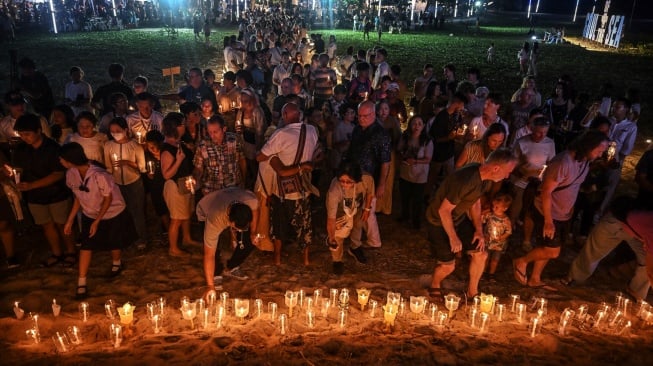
1, 25, 651, 129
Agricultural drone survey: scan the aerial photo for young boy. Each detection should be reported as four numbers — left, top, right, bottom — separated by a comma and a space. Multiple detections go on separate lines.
483, 193, 513, 281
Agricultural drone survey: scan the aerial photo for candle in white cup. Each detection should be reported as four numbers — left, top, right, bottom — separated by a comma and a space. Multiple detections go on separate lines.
369, 299, 378, 318
52, 332, 70, 353
110, 323, 122, 348
338, 309, 348, 329
279, 314, 288, 335
79, 302, 89, 322
559, 308, 574, 336
52, 299, 61, 317
13, 301, 24, 320
268, 302, 277, 322
510, 294, 519, 313
152, 314, 161, 334
479, 312, 490, 333
306, 310, 315, 328
254, 299, 263, 318
530, 316, 540, 337
516, 303, 526, 324
67, 326, 82, 345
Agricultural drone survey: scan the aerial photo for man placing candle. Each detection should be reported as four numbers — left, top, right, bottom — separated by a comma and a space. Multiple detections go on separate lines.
426, 148, 517, 301
196, 186, 259, 295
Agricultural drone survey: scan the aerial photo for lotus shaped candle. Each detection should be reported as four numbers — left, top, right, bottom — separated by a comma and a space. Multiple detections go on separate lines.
339, 288, 350, 310
285, 291, 297, 317
444, 293, 461, 319
410, 296, 426, 319
180, 301, 197, 329
357, 288, 371, 311
117, 302, 135, 326
383, 304, 398, 326
234, 298, 250, 324
479, 293, 495, 314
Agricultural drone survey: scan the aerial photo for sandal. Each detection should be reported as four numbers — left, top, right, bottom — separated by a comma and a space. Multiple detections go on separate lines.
75, 285, 88, 300
109, 263, 123, 277
63, 253, 77, 267
41, 255, 63, 268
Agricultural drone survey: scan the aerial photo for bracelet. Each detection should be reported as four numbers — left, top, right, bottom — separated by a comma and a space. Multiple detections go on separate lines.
364, 208, 371, 212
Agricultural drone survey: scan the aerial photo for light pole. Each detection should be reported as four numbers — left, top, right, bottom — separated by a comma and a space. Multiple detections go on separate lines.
48, 0, 57, 34
573, 0, 580, 22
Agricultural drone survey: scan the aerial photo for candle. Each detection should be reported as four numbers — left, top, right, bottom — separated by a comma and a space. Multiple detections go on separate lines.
12, 168, 20, 184
338, 289, 350, 310
254, 299, 263, 318
369, 299, 378, 318
147, 161, 155, 174
67, 326, 82, 345
609, 310, 623, 328
157, 297, 166, 318
538, 298, 548, 315
201, 308, 210, 330
398, 298, 406, 318
594, 309, 607, 329
530, 316, 540, 337
479, 312, 490, 333
510, 294, 520, 313
117, 302, 135, 325
622, 298, 630, 317
383, 305, 397, 326
409, 296, 425, 319
267, 301, 278, 323
216, 305, 225, 328
186, 176, 195, 195
152, 314, 161, 333
516, 303, 526, 324
52, 332, 70, 353
436, 311, 448, 328
285, 290, 297, 317
636, 300, 650, 319
13, 301, 24, 320
220, 292, 229, 312
79, 302, 89, 322
338, 309, 348, 329
26, 328, 40, 344
297, 290, 305, 309
321, 299, 331, 318
279, 314, 288, 335
479, 294, 494, 314
559, 308, 574, 336
234, 298, 249, 323
110, 323, 122, 348
469, 307, 479, 328
105, 299, 116, 319
577, 304, 588, 322
538, 164, 547, 180
52, 299, 61, 317
429, 303, 438, 321
617, 320, 632, 336
306, 310, 315, 328
136, 131, 143, 144
472, 125, 478, 138
112, 153, 119, 171
496, 304, 505, 322
444, 294, 460, 319
357, 288, 370, 311
30, 312, 39, 329
313, 289, 322, 306
606, 142, 617, 161
330, 288, 338, 305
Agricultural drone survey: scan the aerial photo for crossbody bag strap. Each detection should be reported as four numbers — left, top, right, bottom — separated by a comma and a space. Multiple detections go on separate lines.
292, 124, 307, 166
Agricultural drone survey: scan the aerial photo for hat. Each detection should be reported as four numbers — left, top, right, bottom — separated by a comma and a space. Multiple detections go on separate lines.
387, 82, 400, 92
4, 91, 26, 106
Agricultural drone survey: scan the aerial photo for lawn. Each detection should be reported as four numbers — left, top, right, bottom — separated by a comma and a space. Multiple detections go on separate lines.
1, 22, 651, 130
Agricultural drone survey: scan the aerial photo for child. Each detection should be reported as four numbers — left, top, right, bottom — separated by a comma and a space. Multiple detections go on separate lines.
487, 43, 495, 63
483, 193, 513, 281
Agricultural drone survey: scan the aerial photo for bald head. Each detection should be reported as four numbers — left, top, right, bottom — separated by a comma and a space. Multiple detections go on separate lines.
281, 102, 301, 125
357, 101, 376, 129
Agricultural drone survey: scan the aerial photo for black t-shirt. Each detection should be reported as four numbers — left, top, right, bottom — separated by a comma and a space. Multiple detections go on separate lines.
636, 149, 653, 210
92, 81, 134, 116
13, 136, 70, 204
426, 163, 491, 226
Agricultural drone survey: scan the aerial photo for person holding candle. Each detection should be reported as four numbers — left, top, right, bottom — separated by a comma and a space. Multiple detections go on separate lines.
160, 113, 200, 256
513, 130, 608, 289
326, 161, 374, 275
143, 130, 170, 241
11, 113, 76, 267
196, 186, 259, 291
60, 142, 136, 299
126, 92, 164, 140
68, 112, 108, 164
482, 193, 513, 282
0, 153, 19, 268
426, 148, 518, 301
103, 117, 148, 250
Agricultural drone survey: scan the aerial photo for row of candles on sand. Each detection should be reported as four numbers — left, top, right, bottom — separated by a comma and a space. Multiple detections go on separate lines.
12, 291, 653, 352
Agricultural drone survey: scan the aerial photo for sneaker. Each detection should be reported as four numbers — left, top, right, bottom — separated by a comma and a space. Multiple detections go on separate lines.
6, 257, 20, 269
224, 266, 249, 280
347, 247, 367, 264
333, 261, 344, 275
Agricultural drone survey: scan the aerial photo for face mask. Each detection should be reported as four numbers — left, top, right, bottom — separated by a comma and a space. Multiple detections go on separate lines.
111, 132, 125, 141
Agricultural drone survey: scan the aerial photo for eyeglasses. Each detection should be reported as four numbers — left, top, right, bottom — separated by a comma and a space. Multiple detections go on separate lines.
338, 179, 356, 185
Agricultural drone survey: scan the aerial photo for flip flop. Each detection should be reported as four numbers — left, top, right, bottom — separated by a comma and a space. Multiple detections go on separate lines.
513, 260, 528, 286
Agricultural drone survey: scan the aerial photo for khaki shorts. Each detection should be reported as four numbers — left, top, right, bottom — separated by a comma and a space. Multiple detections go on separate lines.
28, 199, 71, 225
163, 180, 194, 220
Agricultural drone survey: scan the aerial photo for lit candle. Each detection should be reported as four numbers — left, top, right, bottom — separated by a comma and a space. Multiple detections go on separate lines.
112, 153, 119, 171
618, 320, 632, 336
313, 289, 322, 305
609, 310, 623, 327
254, 299, 263, 318
606, 142, 617, 161
383, 305, 397, 326
110, 323, 122, 348
217, 305, 225, 328
67, 326, 82, 345
338, 289, 349, 310
469, 307, 478, 328
330, 288, 338, 305
530, 316, 540, 337
220, 292, 229, 311
285, 290, 297, 318
338, 309, 348, 329
105, 299, 116, 319
622, 298, 630, 317
52, 299, 61, 317
510, 294, 519, 313
13, 301, 24, 320
479, 312, 490, 333
429, 303, 438, 321
321, 299, 331, 318
202, 308, 210, 330
357, 288, 370, 311
369, 299, 378, 318
297, 290, 305, 309
26, 328, 40, 344
117, 302, 135, 325
306, 310, 315, 328
186, 176, 195, 195
157, 297, 166, 318
54, 331, 69, 353
559, 308, 574, 336
207, 291, 217, 308
577, 304, 588, 322
152, 314, 161, 333
268, 302, 277, 322
79, 302, 89, 322
496, 304, 505, 322
12, 169, 20, 184
538, 164, 547, 180
516, 303, 526, 324
594, 309, 607, 329
279, 314, 287, 335
147, 161, 155, 174
436, 311, 448, 328
136, 131, 143, 144
472, 124, 478, 138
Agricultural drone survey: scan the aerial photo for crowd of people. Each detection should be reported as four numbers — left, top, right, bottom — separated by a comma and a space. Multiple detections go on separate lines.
0, 9, 651, 304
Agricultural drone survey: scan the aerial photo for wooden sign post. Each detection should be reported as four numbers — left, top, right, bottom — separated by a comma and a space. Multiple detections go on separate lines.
162, 66, 181, 90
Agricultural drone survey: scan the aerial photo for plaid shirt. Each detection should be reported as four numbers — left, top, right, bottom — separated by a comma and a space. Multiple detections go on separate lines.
193, 132, 244, 194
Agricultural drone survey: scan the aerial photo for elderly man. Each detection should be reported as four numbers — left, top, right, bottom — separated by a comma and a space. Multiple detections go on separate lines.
427, 148, 518, 301
257, 102, 318, 266
513, 130, 608, 289
196, 187, 259, 291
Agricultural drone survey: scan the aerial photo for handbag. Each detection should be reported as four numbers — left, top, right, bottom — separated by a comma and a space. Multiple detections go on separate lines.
277, 124, 307, 198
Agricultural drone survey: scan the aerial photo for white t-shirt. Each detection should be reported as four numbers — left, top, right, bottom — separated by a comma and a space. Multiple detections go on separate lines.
68, 132, 108, 163
535, 151, 589, 221
66, 164, 125, 219
103, 140, 146, 185
126, 110, 164, 138
196, 187, 259, 249
64, 80, 93, 115
511, 135, 556, 188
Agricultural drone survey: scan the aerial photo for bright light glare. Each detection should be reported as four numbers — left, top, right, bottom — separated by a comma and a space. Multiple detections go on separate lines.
475, 1, 481, 6
531, 35, 537, 40
48, 0, 57, 34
